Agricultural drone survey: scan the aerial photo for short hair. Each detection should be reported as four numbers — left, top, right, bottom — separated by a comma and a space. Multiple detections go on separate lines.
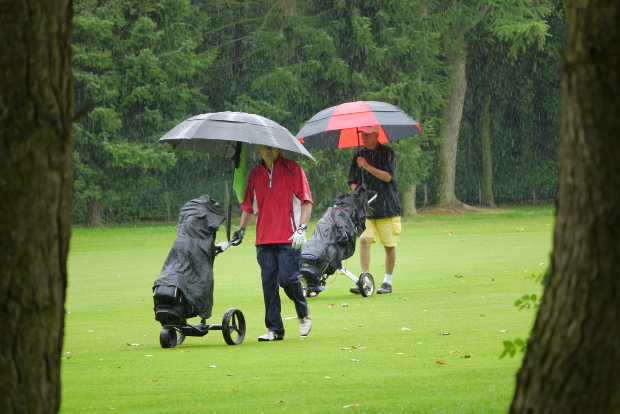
359, 125, 380, 134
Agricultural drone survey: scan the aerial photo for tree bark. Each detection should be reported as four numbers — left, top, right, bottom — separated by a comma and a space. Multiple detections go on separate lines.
87, 197, 103, 227
480, 50, 495, 207
433, 41, 467, 207
510, 0, 620, 412
402, 185, 417, 217
0, 1, 73, 413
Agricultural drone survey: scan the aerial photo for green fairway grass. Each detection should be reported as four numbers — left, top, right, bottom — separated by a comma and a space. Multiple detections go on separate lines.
61, 205, 553, 413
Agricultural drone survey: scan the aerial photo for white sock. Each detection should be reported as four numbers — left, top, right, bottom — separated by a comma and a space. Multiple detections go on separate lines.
383, 274, 393, 285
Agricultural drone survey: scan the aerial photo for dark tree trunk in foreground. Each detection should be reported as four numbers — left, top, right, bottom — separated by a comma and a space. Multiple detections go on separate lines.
0, 1, 73, 413
510, 0, 620, 412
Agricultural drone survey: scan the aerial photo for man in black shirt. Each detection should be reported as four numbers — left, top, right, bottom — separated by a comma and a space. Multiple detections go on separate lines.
347, 125, 402, 294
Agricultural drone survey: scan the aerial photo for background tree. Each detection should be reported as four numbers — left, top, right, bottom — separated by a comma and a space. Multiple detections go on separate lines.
510, 0, 620, 411
0, 1, 73, 412
70, 0, 564, 222
429, 0, 553, 208
235, 0, 445, 213
73, 0, 214, 225
457, 9, 564, 207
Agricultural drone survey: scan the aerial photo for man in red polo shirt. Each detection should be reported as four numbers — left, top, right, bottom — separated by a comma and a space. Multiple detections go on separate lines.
233, 144, 313, 341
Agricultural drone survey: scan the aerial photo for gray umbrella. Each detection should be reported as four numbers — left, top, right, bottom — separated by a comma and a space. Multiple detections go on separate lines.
159, 111, 315, 162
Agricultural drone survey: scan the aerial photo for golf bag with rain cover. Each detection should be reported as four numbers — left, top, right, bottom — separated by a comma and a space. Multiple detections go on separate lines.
298, 185, 374, 297
153, 194, 225, 325
152, 194, 247, 349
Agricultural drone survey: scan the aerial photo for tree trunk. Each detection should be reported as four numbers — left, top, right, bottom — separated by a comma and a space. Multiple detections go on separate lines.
480, 50, 495, 207
87, 197, 103, 227
510, 0, 620, 412
402, 185, 417, 217
0, 1, 73, 413
433, 41, 467, 208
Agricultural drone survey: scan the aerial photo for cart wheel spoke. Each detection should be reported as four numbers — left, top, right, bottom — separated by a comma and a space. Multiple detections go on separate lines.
222, 308, 246, 345
358, 271, 375, 297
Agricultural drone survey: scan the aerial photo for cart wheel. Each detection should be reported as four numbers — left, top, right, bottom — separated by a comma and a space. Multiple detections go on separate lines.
222, 308, 246, 345
176, 332, 186, 346
160, 327, 177, 349
357, 271, 375, 297
299, 275, 309, 297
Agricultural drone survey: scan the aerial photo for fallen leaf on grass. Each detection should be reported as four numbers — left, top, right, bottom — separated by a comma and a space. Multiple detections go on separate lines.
401, 327, 411, 331
436, 360, 447, 365
149, 379, 159, 382
275, 400, 285, 403
499, 330, 509, 333
455, 274, 464, 278
351, 345, 365, 349
126, 343, 141, 346
460, 355, 471, 358
232, 389, 239, 393
341, 303, 349, 307
450, 350, 460, 354
328, 303, 335, 307
351, 359, 360, 362
343, 404, 360, 408
439, 332, 450, 335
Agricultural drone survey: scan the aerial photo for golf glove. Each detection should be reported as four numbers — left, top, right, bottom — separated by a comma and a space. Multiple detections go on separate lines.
289, 224, 307, 249
232, 227, 245, 245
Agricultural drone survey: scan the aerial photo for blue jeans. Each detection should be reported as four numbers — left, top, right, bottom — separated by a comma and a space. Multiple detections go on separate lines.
256, 243, 308, 336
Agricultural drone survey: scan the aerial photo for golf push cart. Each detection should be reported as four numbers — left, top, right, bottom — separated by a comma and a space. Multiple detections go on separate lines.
152, 194, 246, 349
298, 186, 377, 298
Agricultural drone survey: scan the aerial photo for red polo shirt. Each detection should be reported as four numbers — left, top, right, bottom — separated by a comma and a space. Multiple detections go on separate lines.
241, 155, 313, 245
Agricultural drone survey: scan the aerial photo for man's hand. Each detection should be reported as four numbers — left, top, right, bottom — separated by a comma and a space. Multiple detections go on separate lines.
232, 227, 245, 245
289, 224, 307, 249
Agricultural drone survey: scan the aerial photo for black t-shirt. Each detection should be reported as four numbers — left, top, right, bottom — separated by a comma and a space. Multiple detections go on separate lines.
347, 143, 401, 219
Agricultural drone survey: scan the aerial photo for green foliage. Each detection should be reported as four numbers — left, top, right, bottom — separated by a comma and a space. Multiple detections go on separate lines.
73, 0, 217, 224
71, 0, 564, 223
456, 8, 564, 205
500, 338, 528, 358
500, 269, 546, 359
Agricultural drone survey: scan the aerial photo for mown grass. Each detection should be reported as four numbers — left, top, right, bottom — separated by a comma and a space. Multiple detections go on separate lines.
61, 205, 554, 413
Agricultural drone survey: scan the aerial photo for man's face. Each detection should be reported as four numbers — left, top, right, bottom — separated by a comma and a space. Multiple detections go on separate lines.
360, 132, 379, 149
258, 145, 280, 166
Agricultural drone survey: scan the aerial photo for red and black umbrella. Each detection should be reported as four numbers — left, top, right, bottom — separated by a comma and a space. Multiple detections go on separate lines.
295, 101, 423, 149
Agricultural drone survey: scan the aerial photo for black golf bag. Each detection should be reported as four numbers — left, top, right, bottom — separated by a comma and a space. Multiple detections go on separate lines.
153, 194, 225, 326
299, 185, 371, 296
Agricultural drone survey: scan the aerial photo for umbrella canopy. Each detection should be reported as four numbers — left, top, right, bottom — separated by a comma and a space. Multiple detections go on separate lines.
296, 101, 423, 149
159, 111, 315, 162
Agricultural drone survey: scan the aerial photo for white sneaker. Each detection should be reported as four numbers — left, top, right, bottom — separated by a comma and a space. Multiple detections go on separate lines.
258, 331, 284, 342
299, 316, 312, 336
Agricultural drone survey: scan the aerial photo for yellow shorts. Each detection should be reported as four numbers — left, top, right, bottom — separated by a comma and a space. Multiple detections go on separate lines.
360, 216, 401, 247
